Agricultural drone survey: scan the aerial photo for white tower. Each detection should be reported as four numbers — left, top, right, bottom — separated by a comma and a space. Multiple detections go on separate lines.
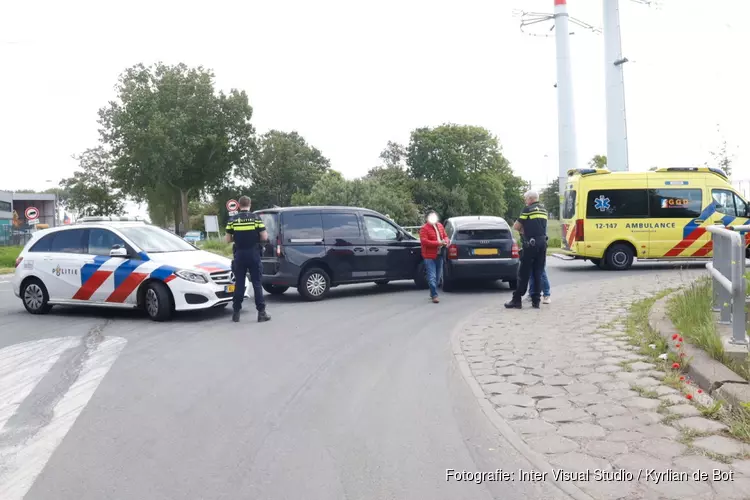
554, 0, 579, 218
603, 0, 629, 171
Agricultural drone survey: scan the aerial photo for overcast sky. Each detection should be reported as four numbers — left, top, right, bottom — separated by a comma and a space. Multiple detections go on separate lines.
1, 0, 747, 209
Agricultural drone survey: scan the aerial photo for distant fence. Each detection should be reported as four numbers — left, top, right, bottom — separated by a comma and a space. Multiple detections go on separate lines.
0, 225, 32, 247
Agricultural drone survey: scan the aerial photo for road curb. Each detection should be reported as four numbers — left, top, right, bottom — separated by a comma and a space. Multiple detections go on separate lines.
450, 313, 594, 500
648, 292, 750, 407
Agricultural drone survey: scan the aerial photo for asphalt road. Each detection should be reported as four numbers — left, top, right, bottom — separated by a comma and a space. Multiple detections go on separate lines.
0, 259, 705, 500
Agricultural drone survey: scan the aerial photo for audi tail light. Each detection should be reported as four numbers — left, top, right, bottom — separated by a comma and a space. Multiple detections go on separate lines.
15, 256, 23, 268
448, 244, 458, 259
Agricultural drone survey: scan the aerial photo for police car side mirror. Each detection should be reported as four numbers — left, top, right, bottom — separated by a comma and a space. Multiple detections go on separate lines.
110, 246, 128, 258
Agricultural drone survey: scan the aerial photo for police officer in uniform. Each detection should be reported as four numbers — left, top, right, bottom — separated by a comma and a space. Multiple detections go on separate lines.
225, 196, 271, 323
505, 190, 548, 309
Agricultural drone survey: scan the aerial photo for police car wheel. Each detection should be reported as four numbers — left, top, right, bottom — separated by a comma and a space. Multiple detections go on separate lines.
263, 284, 289, 295
605, 244, 634, 271
21, 278, 52, 315
299, 268, 330, 301
143, 282, 172, 321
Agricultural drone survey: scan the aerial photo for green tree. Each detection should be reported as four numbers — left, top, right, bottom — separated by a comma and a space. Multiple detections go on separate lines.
293, 171, 420, 226
244, 130, 330, 209
60, 147, 125, 217
405, 124, 524, 219
540, 180, 560, 219
588, 155, 608, 169
707, 128, 733, 176
98, 62, 255, 233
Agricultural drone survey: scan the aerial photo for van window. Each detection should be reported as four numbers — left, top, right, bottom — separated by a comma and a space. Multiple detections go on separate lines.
363, 215, 399, 241
282, 212, 323, 242
455, 228, 511, 240
712, 190, 748, 218
563, 190, 576, 219
649, 188, 702, 219
322, 213, 361, 238
257, 211, 279, 242
586, 189, 649, 218
50, 229, 86, 254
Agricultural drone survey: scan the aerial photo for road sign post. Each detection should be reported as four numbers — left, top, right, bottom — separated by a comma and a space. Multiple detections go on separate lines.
25, 206, 40, 226
226, 199, 239, 217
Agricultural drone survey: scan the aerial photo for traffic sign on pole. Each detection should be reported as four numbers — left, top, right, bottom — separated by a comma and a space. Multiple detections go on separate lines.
226, 199, 239, 217
25, 206, 40, 224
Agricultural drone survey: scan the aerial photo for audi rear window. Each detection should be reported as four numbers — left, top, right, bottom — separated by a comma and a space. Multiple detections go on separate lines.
455, 228, 511, 240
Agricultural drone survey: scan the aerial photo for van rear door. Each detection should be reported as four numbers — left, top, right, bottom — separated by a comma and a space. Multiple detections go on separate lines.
256, 211, 279, 259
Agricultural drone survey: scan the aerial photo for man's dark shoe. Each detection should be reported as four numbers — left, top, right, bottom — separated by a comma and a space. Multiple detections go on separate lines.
531, 301, 541, 309
232, 310, 241, 322
504, 300, 522, 309
258, 310, 271, 322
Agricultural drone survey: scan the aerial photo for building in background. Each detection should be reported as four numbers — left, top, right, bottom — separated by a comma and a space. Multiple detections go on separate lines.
0, 191, 12, 245
0, 191, 58, 246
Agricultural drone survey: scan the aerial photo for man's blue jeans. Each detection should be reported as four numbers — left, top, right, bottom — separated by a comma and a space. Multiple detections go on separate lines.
528, 268, 550, 297
424, 256, 444, 298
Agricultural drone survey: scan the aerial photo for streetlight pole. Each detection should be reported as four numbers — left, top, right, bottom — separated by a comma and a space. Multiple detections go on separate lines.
603, 0, 629, 172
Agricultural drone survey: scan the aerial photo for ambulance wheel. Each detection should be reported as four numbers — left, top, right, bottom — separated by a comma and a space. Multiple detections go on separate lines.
21, 278, 52, 315
605, 244, 634, 271
143, 281, 173, 321
591, 258, 608, 270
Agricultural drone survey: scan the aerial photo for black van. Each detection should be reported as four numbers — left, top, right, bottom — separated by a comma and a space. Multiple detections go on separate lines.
255, 206, 427, 300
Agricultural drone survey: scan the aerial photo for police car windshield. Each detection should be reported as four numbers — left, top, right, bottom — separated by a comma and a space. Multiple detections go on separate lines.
119, 226, 197, 253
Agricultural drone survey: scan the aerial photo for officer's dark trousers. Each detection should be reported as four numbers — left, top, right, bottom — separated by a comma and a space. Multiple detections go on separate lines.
513, 241, 547, 303
232, 249, 266, 312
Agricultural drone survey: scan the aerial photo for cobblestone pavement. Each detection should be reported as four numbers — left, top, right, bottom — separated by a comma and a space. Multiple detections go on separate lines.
458, 268, 750, 500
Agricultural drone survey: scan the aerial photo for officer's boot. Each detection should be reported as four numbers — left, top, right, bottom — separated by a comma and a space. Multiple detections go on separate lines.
504, 297, 522, 309
232, 309, 241, 322
257, 310, 271, 323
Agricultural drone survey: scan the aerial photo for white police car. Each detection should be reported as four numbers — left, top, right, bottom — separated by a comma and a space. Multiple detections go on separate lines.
12, 217, 248, 321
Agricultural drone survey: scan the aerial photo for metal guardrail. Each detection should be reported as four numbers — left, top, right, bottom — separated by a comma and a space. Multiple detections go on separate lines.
706, 225, 748, 346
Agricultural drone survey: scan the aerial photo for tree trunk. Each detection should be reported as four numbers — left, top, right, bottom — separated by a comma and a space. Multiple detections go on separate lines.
173, 198, 182, 235
180, 189, 190, 235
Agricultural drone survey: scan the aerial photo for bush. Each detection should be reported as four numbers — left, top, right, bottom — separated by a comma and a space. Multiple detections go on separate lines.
0, 246, 23, 268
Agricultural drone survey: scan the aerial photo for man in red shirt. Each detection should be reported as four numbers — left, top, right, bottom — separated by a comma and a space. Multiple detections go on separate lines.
419, 210, 450, 303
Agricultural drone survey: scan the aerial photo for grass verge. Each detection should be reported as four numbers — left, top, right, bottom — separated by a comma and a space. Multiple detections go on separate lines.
0, 267, 13, 275
667, 278, 750, 381
622, 287, 750, 444
0, 246, 23, 268
198, 240, 233, 258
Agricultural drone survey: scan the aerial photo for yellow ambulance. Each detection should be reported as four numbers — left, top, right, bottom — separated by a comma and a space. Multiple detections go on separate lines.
560, 166, 750, 270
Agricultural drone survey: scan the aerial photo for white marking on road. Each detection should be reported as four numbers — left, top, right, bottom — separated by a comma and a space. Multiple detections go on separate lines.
0, 336, 127, 500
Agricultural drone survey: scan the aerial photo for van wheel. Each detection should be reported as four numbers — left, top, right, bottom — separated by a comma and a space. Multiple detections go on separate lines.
414, 262, 428, 289
299, 268, 330, 301
263, 284, 289, 295
22, 278, 52, 315
144, 281, 173, 321
605, 244, 634, 271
